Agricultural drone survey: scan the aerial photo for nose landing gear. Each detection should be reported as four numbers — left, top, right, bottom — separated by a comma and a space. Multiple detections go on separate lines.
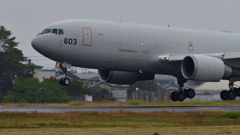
59, 77, 70, 86
56, 62, 71, 86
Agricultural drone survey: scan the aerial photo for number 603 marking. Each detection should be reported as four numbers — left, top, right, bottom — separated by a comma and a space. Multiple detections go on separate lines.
64, 38, 77, 45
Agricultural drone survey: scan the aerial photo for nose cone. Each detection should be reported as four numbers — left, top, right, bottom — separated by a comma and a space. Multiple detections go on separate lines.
31, 36, 44, 53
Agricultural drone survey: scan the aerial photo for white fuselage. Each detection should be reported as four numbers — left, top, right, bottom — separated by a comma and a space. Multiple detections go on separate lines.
32, 19, 240, 78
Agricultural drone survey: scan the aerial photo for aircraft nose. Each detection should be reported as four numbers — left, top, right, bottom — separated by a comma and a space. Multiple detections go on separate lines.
31, 36, 44, 52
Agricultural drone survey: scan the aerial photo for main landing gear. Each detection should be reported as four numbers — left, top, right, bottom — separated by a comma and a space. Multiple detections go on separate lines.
171, 89, 195, 102
220, 81, 240, 100
56, 62, 71, 86
170, 78, 195, 102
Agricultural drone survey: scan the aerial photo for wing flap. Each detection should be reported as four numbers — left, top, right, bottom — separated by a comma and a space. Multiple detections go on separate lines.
223, 52, 240, 59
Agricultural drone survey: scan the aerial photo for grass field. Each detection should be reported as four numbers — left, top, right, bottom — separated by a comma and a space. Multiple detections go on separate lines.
0, 110, 240, 128
1, 109, 240, 134
1, 126, 240, 135
2, 101, 240, 134
1, 111, 240, 134
2, 100, 240, 107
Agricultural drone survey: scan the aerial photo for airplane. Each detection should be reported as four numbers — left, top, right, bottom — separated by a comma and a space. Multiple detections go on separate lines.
31, 19, 240, 102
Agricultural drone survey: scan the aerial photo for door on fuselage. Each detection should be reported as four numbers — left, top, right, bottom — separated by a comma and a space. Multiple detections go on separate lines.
82, 28, 92, 46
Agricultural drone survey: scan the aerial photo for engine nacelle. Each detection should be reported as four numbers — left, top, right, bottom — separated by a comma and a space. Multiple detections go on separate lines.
181, 55, 226, 82
98, 70, 155, 85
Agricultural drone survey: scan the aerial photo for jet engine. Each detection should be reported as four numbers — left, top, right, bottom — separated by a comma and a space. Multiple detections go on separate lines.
181, 55, 240, 82
98, 70, 155, 85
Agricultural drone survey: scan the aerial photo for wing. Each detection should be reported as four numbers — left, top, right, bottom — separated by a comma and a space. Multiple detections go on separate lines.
223, 52, 240, 68
159, 52, 240, 68
158, 52, 240, 82
158, 53, 224, 68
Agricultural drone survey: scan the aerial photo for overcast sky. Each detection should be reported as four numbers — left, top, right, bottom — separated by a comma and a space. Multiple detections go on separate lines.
1, 0, 240, 70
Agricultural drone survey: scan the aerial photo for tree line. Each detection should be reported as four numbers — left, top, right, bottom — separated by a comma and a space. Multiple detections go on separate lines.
3, 77, 93, 103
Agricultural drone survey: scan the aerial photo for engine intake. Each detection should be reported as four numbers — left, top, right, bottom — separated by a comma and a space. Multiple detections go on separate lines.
98, 70, 155, 85
181, 55, 226, 82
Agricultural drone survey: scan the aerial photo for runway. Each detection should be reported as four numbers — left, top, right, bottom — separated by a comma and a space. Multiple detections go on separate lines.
0, 106, 240, 113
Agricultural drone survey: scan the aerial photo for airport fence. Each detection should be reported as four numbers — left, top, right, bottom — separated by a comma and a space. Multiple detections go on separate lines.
127, 90, 174, 102
68, 89, 113, 101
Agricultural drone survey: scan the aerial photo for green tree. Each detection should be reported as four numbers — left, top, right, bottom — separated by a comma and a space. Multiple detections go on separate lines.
43, 77, 93, 101
43, 76, 59, 83
0, 26, 34, 99
90, 86, 101, 94
2, 78, 70, 103
36, 81, 70, 103
44, 77, 92, 95
13, 78, 40, 103
63, 80, 92, 101
129, 80, 160, 91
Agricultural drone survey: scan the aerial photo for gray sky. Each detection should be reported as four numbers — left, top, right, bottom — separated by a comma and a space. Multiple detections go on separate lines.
1, 0, 240, 70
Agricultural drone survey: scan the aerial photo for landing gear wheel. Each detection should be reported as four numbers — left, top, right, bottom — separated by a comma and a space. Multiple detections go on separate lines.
59, 78, 65, 86
59, 78, 70, 86
56, 62, 71, 86
228, 90, 236, 100
220, 90, 228, 100
184, 89, 189, 97
64, 78, 70, 86
171, 92, 178, 102
187, 89, 195, 99
234, 88, 240, 97
178, 92, 185, 101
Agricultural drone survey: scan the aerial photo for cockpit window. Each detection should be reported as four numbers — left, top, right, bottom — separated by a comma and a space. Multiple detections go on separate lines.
52, 29, 58, 34
38, 28, 63, 36
59, 29, 64, 35
41, 29, 52, 34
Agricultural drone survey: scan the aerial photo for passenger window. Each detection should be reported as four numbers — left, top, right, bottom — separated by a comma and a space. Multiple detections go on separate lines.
52, 29, 58, 34
59, 29, 64, 35
42, 29, 52, 34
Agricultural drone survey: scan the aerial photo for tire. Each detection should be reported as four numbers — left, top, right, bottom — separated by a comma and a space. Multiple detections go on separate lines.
228, 90, 236, 100
64, 78, 70, 86
178, 92, 185, 101
59, 78, 65, 86
234, 88, 240, 97
184, 89, 189, 97
171, 92, 178, 102
220, 90, 228, 100
187, 89, 195, 99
